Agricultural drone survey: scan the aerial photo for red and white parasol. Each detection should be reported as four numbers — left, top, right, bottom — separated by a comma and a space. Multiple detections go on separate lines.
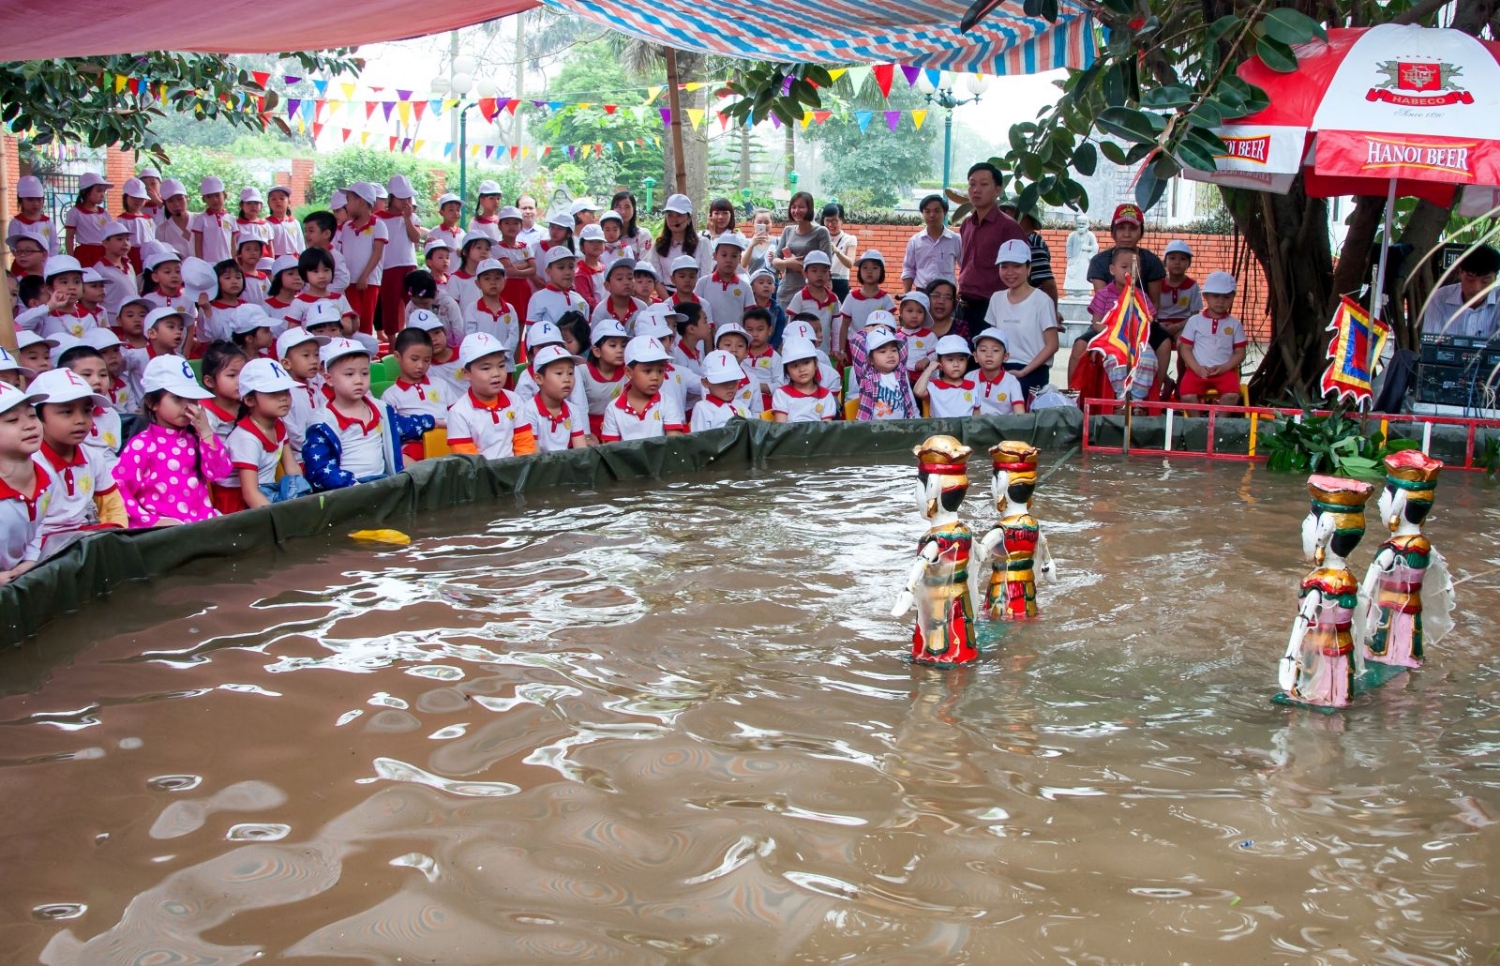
1186, 23, 1500, 205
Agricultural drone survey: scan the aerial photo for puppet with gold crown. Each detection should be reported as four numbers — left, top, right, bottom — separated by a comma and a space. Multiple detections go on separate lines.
892, 435, 979, 665
977, 441, 1057, 620
1278, 475, 1374, 709
1359, 450, 1455, 671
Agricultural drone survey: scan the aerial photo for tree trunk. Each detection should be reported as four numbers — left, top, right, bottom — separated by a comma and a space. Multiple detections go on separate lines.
784, 125, 795, 181
1393, 199, 1452, 348
1229, 183, 1337, 403
661, 49, 708, 204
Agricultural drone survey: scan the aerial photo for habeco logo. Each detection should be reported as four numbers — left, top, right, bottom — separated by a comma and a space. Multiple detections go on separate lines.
1367, 59, 1475, 106
1217, 135, 1271, 164
1363, 136, 1475, 177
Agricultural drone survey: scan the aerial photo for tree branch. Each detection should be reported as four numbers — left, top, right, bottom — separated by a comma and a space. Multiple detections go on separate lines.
1393, 0, 1454, 24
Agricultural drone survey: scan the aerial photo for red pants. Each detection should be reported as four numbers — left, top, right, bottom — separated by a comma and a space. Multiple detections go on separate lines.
209, 483, 247, 514
1179, 368, 1241, 397
72, 243, 104, 267
378, 267, 413, 336
346, 282, 379, 335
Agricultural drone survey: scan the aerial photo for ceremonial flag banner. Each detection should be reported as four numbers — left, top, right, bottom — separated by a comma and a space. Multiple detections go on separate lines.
1087, 281, 1153, 370
1319, 296, 1391, 407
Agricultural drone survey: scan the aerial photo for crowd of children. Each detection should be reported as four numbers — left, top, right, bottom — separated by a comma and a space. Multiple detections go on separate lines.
1, 174, 1246, 583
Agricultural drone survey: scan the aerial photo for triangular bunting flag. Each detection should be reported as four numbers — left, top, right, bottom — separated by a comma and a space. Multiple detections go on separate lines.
127, 78, 141, 95
660, 107, 672, 125
873, 65, 895, 97
855, 110, 873, 133
400, 138, 411, 152
444, 141, 454, 156
503, 98, 519, 115
414, 140, 424, 153
300, 99, 315, 123
543, 146, 553, 157
911, 109, 928, 130
799, 113, 812, 130
548, 101, 564, 111
510, 145, 519, 159
900, 66, 922, 87
327, 99, 343, 116
828, 68, 847, 82
576, 102, 593, 109
581, 144, 591, 160
312, 79, 328, 97
684, 82, 701, 91
533, 100, 547, 109
363, 101, 376, 120
312, 122, 324, 140
429, 99, 443, 117
287, 98, 301, 118
770, 114, 782, 129
813, 110, 832, 124
341, 128, 352, 142
381, 102, 395, 122
654, 136, 661, 147
644, 86, 662, 105
522, 146, 530, 159
112, 74, 127, 93
479, 98, 497, 123
484, 145, 495, 159
413, 100, 427, 121
604, 104, 617, 114
923, 68, 942, 90
251, 70, 270, 88
397, 89, 412, 101
296, 117, 305, 135
846, 65, 873, 94
284, 75, 301, 86
884, 110, 901, 131
341, 83, 357, 100
444, 98, 459, 110
388, 135, 397, 151
360, 131, 370, 146
686, 108, 705, 130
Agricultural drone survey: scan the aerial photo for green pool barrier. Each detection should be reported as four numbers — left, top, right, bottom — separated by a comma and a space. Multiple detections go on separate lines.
0, 410, 1082, 646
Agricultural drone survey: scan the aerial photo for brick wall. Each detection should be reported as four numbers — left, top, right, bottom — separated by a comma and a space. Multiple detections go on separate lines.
741, 221, 1273, 343
427, 168, 447, 201
289, 158, 315, 208
1, 136, 19, 229
104, 145, 136, 188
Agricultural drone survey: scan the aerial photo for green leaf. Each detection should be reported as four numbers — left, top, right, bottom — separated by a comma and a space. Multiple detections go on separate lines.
1187, 100, 1224, 128
1206, 14, 1241, 43
1096, 106, 1157, 145
1100, 140, 1128, 165
1071, 141, 1097, 176
1102, 64, 1126, 107
1099, 0, 1134, 14
1142, 86, 1193, 110
1260, 8, 1327, 45
1135, 158, 1169, 210
1255, 36, 1300, 73
1176, 138, 1219, 172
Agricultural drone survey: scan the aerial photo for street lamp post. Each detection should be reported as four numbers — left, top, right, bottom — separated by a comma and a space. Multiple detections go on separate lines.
432, 57, 498, 220
916, 72, 992, 194
642, 176, 656, 212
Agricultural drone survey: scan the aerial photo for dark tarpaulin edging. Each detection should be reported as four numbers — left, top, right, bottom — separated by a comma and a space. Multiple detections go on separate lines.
0, 410, 1081, 647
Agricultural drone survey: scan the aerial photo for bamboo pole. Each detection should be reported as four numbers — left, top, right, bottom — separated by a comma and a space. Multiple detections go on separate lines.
663, 48, 688, 197
0, 134, 15, 351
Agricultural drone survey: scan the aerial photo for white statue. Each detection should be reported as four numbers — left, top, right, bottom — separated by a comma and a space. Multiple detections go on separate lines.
1063, 215, 1098, 295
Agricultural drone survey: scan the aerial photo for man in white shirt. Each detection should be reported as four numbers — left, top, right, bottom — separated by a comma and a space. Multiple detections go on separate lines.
902, 194, 962, 293
1423, 245, 1500, 340
517, 195, 544, 246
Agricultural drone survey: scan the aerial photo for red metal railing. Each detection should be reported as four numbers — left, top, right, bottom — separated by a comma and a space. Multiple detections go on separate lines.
1081, 398, 1500, 471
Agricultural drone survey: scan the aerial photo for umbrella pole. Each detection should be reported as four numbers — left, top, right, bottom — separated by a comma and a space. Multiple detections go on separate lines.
1366, 177, 1397, 414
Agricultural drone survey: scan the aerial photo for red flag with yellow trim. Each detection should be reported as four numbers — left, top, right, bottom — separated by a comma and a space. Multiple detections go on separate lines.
1087, 280, 1154, 369
1319, 296, 1390, 407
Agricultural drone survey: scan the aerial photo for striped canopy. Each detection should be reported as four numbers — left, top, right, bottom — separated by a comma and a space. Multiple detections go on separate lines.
541, 0, 1096, 74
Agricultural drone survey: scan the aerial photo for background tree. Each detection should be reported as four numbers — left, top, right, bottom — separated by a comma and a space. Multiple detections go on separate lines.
534, 39, 666, 198
0, 50, 362, 162
724, 0, 1499, 401
803, 84, 937, 209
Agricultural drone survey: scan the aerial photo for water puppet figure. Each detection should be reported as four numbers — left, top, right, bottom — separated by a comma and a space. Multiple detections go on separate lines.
1360, 450, 1455, 671
891, 434, 979, 665
978, 441, 1056, 620
1278, 475, 1374, 709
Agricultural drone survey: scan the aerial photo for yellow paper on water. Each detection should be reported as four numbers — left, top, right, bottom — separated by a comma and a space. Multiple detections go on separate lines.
349, 529, 412, 546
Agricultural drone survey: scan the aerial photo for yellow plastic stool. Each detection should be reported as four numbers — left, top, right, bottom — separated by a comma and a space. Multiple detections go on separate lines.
423, 428, 451, 459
